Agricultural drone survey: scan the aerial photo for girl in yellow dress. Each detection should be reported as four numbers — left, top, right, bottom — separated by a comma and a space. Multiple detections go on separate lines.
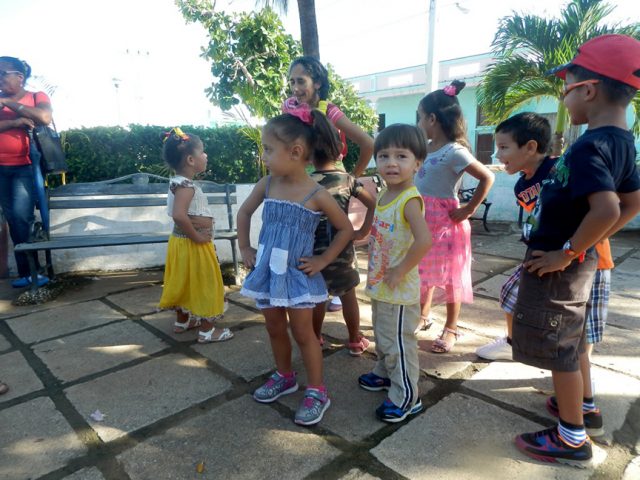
158, 128, 233, 343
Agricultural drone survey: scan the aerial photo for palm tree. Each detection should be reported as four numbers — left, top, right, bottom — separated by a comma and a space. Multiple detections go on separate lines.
256, 0, 320, 60
477, 0, 640, 155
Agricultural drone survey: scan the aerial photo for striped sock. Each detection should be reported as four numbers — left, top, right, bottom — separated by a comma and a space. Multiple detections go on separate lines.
558, 419, 587, 447
583, 397, 596, 413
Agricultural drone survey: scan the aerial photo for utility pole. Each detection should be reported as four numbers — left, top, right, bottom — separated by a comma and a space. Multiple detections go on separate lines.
425, 0, 437, 93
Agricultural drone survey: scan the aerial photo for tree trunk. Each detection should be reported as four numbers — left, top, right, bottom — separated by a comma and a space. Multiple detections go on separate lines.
297, 0, 320, 60
551, 101, 568, 156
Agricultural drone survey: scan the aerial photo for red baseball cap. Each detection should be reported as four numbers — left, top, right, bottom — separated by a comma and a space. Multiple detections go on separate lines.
548, 34, 640, 89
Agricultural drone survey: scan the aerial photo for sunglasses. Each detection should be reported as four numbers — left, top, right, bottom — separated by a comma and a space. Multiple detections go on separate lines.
0, 70, 23, 78
563, 79, 600, 96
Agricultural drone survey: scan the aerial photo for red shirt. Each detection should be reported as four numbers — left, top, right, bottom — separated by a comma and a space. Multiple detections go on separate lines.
0, 91, 51, 166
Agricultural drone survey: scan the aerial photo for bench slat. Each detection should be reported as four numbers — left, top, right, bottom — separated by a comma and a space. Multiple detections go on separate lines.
49, 196, 237, 209
52, 182, 236, 196
15, 231, 238, 252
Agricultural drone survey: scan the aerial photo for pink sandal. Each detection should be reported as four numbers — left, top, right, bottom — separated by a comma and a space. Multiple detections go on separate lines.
348, 335, 371, 356
431, 328, 461, 354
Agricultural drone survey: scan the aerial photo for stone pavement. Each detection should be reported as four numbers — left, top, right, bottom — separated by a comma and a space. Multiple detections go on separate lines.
1, 226, 639, 480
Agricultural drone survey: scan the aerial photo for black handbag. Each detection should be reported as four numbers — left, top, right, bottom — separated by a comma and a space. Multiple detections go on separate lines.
31, 93, 67, 174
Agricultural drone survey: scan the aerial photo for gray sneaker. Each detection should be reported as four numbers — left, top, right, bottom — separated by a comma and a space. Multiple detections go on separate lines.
294, 388, 331, 426
253, 372, 298, 403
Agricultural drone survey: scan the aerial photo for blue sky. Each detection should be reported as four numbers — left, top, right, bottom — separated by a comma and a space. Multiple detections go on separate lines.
1, 0, 636, 128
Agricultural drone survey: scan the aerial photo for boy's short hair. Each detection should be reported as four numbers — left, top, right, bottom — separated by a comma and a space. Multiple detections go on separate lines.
548, 34, 640, 106
374, 124, 427, 160
495, 112, 551, 154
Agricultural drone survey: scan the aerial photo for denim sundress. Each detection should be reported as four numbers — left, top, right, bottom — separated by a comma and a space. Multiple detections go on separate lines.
241, 177, 328, 309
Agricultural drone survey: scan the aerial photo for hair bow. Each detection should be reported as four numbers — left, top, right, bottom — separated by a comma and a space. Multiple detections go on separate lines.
163, 127, 190, 143
443, 85, 457, 96
282, 96, 328, 125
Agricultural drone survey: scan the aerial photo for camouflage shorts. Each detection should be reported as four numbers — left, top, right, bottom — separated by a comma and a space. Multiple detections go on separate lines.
315, 243, 361, 297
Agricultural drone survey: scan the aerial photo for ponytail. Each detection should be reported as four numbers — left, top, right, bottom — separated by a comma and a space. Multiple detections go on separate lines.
419, 80, 470, 150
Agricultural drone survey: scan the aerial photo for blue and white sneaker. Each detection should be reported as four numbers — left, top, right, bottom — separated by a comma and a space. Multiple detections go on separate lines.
515, 426, 593, 468
358, 372, 391, 391
294, 388, 331, 426
12, 275, 49, 289
253, 372, 298, 403
375, 398, 423, 423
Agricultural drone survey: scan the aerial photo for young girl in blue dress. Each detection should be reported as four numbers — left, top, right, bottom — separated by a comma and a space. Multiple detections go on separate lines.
238, 112, 353, 426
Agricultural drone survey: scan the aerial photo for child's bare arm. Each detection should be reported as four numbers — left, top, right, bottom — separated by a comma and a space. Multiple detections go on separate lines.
354, 188, 376, 240
335, 116, 374, 178
525, 190, 620, 275
384, 198, 432, 288
450, 161, 495, 223
237, 177, 268, 268
298, 190, 354, 276
172, 187, 211, 244
600, 190, 640, 240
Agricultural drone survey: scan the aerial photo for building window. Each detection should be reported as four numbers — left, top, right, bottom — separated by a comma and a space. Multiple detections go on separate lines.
378, 113, 386, 131
475, 133, 494, 165
476, 107, 491, 127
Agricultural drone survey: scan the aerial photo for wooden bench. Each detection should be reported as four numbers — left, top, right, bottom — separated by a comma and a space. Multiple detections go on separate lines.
458, 187, 492, 232
14, 173, 239, 292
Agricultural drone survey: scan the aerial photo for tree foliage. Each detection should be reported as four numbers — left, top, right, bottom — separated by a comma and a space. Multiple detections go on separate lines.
477, 0, 640, 152
175, 0, 377, 130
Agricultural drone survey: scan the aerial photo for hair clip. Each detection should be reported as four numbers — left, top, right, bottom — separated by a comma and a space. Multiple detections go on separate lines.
163, 127, 190, 143
443, 85, 457, 96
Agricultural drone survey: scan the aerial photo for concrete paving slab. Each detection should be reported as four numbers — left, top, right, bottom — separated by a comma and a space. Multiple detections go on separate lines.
610, 245, 633, 261
0, 334, 10, 352
371, 393, 606, 479
455, 296, 506, 341
106, 285, 164, 316
0, 397, 87, 479
610, 270, 640, 300
62, 467, 105, 480
591, 325, 640, 378
225, 289, 260, 310
339, 469, 381, 480
193, 324, 300, 381
65, 353, 231, 442
473, 238, 526, 260
418, 325, 488, 379
471, 253, 520, 275
607, 294, 640, 330
473, 274, 511, 300
0, 270, 163, 320
0, 350, 45, 401
615, 257, 640, 274
464, 361, 640, 446
471, 269, 490, 284
6, 300, 124, 344
117, 395, 340, 480
33, 321, 168, 383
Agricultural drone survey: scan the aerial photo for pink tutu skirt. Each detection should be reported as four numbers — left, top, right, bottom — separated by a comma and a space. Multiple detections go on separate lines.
419, 195, 473, 305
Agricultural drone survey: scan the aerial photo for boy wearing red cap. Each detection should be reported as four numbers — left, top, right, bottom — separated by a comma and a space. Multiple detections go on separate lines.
512, 34, 640, 467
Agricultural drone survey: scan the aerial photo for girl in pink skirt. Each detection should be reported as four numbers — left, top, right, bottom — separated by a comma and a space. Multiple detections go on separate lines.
415, 80, 495, 353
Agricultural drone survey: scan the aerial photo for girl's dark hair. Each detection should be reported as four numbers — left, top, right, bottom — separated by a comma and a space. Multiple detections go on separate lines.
162, 130, 202, 170
418, 80, 470, 150
0, 56, 31, 80
289, 56, 330, 100
374, 124, 427, 160
265, 111, 341, 163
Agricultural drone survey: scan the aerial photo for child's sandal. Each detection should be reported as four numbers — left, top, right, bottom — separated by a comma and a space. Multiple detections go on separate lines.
431, 327, 461, 354
417, 315, 434, 331
197, 326, 234, 343
174, 317, 201, 333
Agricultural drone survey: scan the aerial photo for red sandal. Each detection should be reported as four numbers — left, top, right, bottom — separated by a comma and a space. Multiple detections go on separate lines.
431, 327, 461, 353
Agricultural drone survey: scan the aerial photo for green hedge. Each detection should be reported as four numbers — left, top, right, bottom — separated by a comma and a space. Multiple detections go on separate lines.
61, 124, 260, 184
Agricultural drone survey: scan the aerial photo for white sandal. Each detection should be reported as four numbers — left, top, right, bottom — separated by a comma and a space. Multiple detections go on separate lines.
197, 327, 234, 343
174, 317, 201, 333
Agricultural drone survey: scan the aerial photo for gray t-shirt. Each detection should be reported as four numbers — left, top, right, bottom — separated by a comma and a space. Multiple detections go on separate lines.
414, 142, 475, 198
